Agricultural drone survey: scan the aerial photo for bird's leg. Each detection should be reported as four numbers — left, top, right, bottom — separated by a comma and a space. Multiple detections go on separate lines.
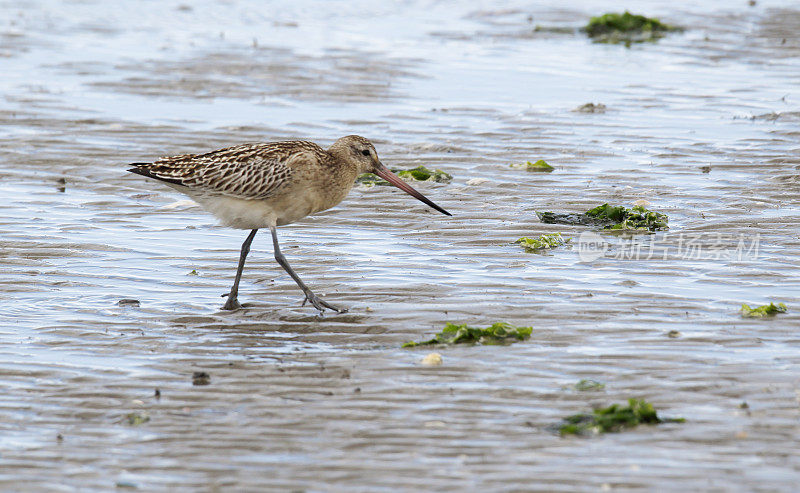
222, 229, 258, 310
269, 225, 346, 314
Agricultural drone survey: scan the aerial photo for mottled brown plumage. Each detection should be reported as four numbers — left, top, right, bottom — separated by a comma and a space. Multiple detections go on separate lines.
128, 135, 450, 313
139, 142, 296, 199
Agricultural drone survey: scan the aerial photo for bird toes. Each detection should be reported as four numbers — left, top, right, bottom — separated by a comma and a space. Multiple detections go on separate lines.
303, 292, 346, 314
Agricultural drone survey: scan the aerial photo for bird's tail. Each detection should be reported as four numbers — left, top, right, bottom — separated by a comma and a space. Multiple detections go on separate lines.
127, 163, 186, 186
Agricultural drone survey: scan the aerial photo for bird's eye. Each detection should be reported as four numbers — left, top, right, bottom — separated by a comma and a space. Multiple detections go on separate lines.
361, 149, 370, 157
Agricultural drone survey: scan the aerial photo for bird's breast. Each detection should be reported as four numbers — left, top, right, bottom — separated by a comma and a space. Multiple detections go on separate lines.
183, 165, 359, 228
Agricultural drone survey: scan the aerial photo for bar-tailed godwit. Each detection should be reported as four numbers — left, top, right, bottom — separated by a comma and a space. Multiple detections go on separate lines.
128, 135, 450, 313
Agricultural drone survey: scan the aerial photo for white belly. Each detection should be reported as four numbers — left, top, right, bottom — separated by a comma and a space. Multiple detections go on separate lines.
162, 178, 347, 230
186, 192, 316, 229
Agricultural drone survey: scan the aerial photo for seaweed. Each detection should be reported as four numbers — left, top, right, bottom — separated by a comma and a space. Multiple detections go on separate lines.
574, 379, 605, 391
538, 203, 668, 232
740, 302, 788, 318
533, 25, 576, 34
355, 173, 385, 186
607, 204, 668, 231
510, 160, 554, 172
124, 412, 150, 426
356, 165, 452, 186
558, 398, 684, 436
583, 11, 681, 45
403, 322, 532, 348
515, 233, 568, 252
397, 165, 452, 182
537, 211, 607, 227
574, 103, 607, 113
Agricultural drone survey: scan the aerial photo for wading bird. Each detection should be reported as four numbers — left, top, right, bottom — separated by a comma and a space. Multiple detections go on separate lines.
128, 135, 451, 313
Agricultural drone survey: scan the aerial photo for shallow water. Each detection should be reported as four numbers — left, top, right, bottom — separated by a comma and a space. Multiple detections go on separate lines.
1, 0, 800, 490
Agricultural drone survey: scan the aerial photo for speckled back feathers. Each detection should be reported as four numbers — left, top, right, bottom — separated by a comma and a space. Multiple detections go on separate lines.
129, 141, 333, 200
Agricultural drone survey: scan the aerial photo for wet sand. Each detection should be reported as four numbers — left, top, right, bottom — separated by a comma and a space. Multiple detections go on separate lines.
1, 0, 799, 490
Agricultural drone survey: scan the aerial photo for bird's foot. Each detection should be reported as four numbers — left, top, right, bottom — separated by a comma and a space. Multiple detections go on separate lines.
221, 293, 242, 311
302, 290, 347, 314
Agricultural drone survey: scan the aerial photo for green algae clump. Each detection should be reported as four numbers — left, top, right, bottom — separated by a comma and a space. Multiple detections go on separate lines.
402, 322, 532, 348
574, 379, 606, 392
355, 173, 385, 186
533, 25, 576, 34
584, 11, 679, 44
510, 160, 554, 172
741, 302, 788, 318
515, 233, 568, 252
558, 399, 684, 436
397, 165, 452, 182
124, 412, 150, 426
538, 203, 668, 232
586, 203, 668, 231
356, 165, 452, 186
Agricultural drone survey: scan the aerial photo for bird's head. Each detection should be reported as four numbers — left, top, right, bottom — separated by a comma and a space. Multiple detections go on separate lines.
329, 134, 381, 175
329, 135, 451, 216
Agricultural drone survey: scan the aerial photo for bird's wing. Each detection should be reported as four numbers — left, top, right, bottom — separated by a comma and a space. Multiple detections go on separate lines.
129, 143, 296, 200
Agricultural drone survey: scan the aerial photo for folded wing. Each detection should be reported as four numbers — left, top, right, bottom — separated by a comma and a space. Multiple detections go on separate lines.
128, 143, 294, 200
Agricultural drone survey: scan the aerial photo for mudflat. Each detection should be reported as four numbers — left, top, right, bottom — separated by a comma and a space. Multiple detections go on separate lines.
1, 1, 798, 490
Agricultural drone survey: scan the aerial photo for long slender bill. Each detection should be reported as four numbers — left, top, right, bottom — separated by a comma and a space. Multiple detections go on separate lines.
374, 164, 451, 216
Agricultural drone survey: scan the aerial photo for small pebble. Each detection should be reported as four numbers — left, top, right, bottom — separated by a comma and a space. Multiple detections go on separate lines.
420, 353, 443, 366
466, 178, 490, 186
574, 102, 607, 113
192, 371, 211, 386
